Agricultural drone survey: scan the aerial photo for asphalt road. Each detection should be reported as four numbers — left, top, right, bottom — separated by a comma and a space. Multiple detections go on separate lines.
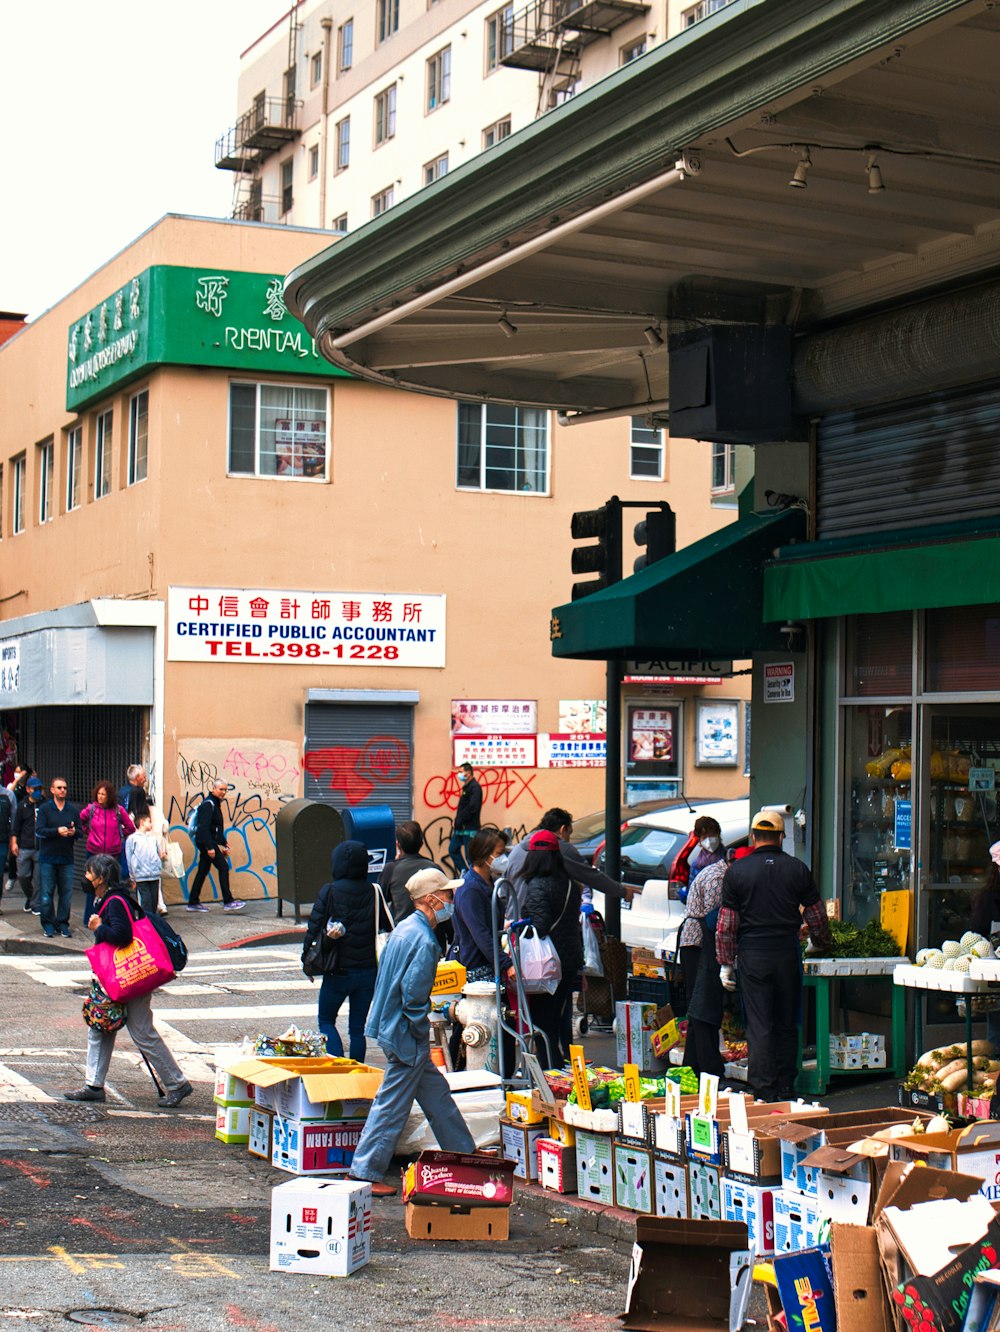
0, 932, 631, 1331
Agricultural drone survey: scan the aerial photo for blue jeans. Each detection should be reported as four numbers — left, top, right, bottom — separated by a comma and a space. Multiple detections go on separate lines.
318, 967, 378, 1062
39, 861, 74, 932
449, 831, 474, 873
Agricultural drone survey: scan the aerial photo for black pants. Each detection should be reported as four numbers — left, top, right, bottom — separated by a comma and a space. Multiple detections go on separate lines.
528, 975, 575, 1067
739, 946, 802, 1101
188, 848, 233, 905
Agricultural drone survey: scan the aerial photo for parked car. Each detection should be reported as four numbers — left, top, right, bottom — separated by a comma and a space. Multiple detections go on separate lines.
591, 798, 750, 953
569, 797, 701, 866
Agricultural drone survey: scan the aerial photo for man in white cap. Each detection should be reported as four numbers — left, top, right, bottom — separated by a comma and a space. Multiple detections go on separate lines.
348, 867, 473, 1195
716, 809, 831, 1101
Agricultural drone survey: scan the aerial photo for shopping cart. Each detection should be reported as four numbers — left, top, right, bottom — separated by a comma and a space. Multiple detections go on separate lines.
491, 877, 552, 1086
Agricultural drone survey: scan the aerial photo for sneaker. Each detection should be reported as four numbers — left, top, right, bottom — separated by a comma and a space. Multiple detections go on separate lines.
64, 1086, 105, 1103
31, 910, 41, 916
59, 926, 72, 939
21, 903, 31, 913
223, 900, 246, 912
185, 903, 208, 912
349, 1175, 397, 1197
43, 927, 55, 938
158, 1080, 193, 1109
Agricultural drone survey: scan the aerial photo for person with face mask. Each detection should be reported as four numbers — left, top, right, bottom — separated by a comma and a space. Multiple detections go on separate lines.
689, 817, 724, 879
11, 776, 45, 915
347, 867, 473, 1196
454, 829, 512, 983
521, 829, 583, 1067
449, 762, 483, 874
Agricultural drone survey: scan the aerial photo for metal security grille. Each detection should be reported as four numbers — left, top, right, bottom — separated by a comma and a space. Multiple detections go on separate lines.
303, 702, 413, 823
816, 380, 1000, 540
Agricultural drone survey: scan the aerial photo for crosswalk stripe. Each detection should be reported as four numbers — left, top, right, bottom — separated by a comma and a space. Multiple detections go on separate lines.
155, 1003, 319, 1021
0, 1060, 55, 1102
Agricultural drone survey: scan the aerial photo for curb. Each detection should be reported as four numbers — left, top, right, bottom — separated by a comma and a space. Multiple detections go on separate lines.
513, 1180, 637, 1244
220, 929, 306, 950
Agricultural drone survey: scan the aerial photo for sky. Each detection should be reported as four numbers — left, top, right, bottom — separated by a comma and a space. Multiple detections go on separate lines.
2, 1, 288, 321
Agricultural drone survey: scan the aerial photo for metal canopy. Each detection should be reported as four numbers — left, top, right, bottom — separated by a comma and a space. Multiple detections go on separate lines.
285, 0, 1000, 422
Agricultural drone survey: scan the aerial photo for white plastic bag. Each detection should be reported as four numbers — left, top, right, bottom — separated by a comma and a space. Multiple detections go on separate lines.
374, 880, 395, 961
581, 912, 603, 977
519, 926, 562, 994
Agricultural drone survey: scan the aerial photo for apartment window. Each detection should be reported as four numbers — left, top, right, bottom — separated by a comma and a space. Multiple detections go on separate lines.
630, 416, 664, 480
12, 455, 25, 534
336, 117, 350, 171
228, 383, 329, 479
426, 47, 451, 112
338, 18, 354, 72
311, 51, 323, 87
683, 0, 732, 25
485, 4, 513, 73
377, 0, 399, 44
331, 213, 349, 234
280, 159, 294, 214
374, 85, 396, 146
483, 116, 511, 148
38, 438, 54, 523
66, 425, 83, 512
283, 64, 297, 120
308, 144, 320, 180
371, 186, 395, 217
711, 441, 736, 493
423, 153, 448, 185
620, 37, 647, 63
128, 389, 149, 486
456, 403, 548, 493
95, 410, 113, 499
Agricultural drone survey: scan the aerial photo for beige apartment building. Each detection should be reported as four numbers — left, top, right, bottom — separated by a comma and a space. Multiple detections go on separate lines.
0, 214, 747, 904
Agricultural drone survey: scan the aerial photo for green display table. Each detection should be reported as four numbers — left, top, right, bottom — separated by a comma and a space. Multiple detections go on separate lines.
795, 956, 909, 1097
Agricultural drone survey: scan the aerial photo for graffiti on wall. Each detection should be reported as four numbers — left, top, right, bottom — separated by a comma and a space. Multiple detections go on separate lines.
422, 767, 542, 813
303, 737, 410, 803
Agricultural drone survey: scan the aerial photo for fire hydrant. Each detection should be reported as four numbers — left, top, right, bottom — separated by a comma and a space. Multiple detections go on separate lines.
454, 981, 500, 1073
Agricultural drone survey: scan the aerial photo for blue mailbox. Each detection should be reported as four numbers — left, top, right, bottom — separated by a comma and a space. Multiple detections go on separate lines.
341, 805, 396, 883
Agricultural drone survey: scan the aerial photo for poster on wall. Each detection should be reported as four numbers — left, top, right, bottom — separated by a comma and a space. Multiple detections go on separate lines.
558, 700, 607, 733
695, 699, 739, 767
451, 700, 537, 734
273, 418, 326, 477
453, 734, 537, 768
538, 734, 607, 768
626, 705, 680, 781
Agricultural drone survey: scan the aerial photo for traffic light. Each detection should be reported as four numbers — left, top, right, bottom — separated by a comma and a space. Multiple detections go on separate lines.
570, 499, 621, 600
633, 505, 676, 573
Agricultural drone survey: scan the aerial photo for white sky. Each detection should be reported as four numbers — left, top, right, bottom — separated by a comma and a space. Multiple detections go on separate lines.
2, 0, 288, 321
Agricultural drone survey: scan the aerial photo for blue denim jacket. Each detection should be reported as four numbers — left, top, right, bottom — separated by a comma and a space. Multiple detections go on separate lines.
365, 910, 440, 1065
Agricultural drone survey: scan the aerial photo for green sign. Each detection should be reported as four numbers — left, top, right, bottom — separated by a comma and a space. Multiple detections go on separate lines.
66, 266, 349, 411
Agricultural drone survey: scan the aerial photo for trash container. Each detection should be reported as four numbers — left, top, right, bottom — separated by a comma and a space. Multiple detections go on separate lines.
275, 798, 345, 920
341, 804, 396, 884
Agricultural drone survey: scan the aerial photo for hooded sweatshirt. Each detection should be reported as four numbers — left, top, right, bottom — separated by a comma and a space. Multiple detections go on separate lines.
306, 840, 391, 971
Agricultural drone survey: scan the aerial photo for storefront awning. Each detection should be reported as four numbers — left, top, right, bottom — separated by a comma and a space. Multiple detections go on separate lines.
764, 521, 1000, 621
551, 507, 806, 661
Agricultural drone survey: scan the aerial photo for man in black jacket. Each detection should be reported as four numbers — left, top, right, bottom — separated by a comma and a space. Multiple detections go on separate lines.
379, 820, 442, 922
35, 777, 81, 938
449, 763, 482, 873
10, 777, 42, 914
186, 781, 244, 912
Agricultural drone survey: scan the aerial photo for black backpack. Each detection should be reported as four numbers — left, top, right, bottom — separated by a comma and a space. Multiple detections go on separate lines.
146, 910, 188, 973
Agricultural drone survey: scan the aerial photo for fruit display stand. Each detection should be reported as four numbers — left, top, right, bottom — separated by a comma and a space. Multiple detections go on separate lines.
795, 956, 908, 1096
894, 962, 1000, 1090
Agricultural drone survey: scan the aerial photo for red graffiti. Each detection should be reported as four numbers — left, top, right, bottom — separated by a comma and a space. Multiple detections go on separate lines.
70, 1216, 138, 1243
423, 767, 542, 811
303, 737, 410, 802
225, 1309, 282, 1332
1, 1158, 50, 1188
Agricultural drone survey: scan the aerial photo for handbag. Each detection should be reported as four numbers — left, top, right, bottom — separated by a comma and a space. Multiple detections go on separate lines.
82, 979, 127, 1033
163, 841, 185, 879
302, 928, 340, 980
581, 910, 604, 977
518, 925, 562, 994
86, 893, 176, 1002
374, 880, 395, 961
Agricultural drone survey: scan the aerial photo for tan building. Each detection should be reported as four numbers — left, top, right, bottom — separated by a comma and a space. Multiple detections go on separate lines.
0, 213, 747, 904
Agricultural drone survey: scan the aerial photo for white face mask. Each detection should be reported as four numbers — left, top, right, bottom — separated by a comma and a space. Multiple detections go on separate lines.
701, 836, 720, 853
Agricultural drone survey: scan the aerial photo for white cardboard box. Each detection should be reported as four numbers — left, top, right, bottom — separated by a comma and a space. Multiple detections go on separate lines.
269, 1178, 372, 1276
722, 1177, 776, 1255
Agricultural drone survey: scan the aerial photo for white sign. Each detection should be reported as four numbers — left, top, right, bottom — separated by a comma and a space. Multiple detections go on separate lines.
0, 640, 19, 695
559, 700, 607, 733
167, 587, 446, 667
764, 662, 795, 703
538, 734, 607, 769
451, 700, 537, 734
625, 659, 731, 682
453, 735, 538, 768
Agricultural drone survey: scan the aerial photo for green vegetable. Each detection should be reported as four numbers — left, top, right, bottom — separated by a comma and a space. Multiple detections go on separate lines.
807, 917, 900, 959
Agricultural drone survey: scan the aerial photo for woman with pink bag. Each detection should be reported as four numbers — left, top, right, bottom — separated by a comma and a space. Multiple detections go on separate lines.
62, 855, 192, 1109
79, 781, 135, 920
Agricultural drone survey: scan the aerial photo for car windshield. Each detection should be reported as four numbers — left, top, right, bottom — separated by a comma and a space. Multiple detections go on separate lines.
619, 828, 687, 878
570, 810, 609, 841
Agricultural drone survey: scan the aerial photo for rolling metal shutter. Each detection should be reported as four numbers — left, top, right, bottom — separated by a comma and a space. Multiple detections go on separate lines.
303, 701, 414, 824
816, 380, 1000, 540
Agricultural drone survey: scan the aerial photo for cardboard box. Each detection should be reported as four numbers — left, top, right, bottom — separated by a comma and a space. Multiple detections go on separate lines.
269, 1177, 372, 1276
621, 1216, 750, 1331
614, 1142, 655, 1215
271, 1116, 365, 1175
215, 1103, 251, 1144
689, 1160, 722, 1222
223, 1056, 382, 1120
548, 1115, 576, 1147
405, 1201, 509, 1241
805, 1146, 874, 1225
773, 1248, 835, 1332
760, 1108, 928, 1198
631, 947, 667, 979
650, 1006, 683, 1060
538, 1137, 577, 1193
688, 1101, 830, 1168
576, 1127, 614, 1205
505, 1089, 545, 1125
431, 960, 467, 996
617, 1100, 652, 1145
722, 1177, 776, 1255
724, 1128, 782, 1183
248, 1105, 275, 1162
874, 1163, 985, 1296
653, 1152, 689, 1219
964, 1269, 1000, 1332
888, 1212, 1000, 1331
772, 1187, 827, 1254
499, 1115, 545, 1181
402, 1151, 515, 1207
829, 1222, 893, 1332
652, 1096, 701, 1160
888, 1122, 1000, 1203
616, 1001, 670, 1074
214, 1067, 256, 1106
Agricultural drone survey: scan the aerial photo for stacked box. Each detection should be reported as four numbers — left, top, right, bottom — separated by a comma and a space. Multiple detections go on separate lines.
772, 1187, 827, 1255
537, 1137, 577, 1193
652, 1152, 689, 1219
548, 1116, 576, 1147
829, 1031, 887, 1070
215, 1103, 252, 1144
722, 1176, 776, 1255
248, 1106, 275, 1162
499, 1115, 545, 1180
269, 1178, 372, 1276
403, 1151, 515, 1243
613, 1141, 655, 1214
576, 1128, 614, 1205
615, 1000, 670, 1073
631, 947, 667, 979
689, 1159, 722, 1221
271, 1116, 365, 1176
214, 1067, 256, 1106
505, 1090, 545, 1125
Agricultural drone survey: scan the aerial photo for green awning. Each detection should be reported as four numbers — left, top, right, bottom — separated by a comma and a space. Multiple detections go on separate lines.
764, 523, 1000, 622
550, 507, 806, 661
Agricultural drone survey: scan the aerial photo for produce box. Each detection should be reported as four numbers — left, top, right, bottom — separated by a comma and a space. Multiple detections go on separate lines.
431, 960, 467, 996
269, 1178, 371, 1276
402, 1151, 515, 1207
505, 1089, 545, 1125
631, 947, 667, 979
617, 1099, 652, 1146
576, 1127, 614, 1205
722, 1176, 776, 1256
760, 1107, 927, 1198
224, 1056, 382, 1120
887, 1121, 1000, 1203
689, 1159, 722, 1222
247, 1106, 275, 1162
652, 1152, 689, 1219
499, 1115, 545, 1181
537, 1137, 577, 1194
773, 1248, 835, 1332
215, 1103, 251, 1145
621, 1217, 750, 1332
616, 1001, 670, 1074
271, 1116, 365, 1176
650, 1006, 683, 1060
772, 1187, 827, 1254
405, 1202, 509, 1242
613, 1141, 655, 1215
214, 1067, 256, 1106
548, 1115, 576, 1147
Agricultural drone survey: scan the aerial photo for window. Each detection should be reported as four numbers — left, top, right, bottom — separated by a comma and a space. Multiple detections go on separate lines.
332, 212, 349, 234
12, 454, 26, 533
66, 425, 83, 512
620, 37, 647, 63
95, 410, 113, 499
371, 186, 394, 217
280, 159, 294, 214
377, 0, 399, 44
283, 64, 297, 117
456, 403, 549, 493
128, 389, 148, 486
336, 117, 350, 171
228, 383, 329, 479
374, 85, 396, 146
485, 4, 513, 73
683, 0, 732, 25
426, 47, 451, 112
711, 441, 735, 493
550, 80, 580, 107
308, 144, 319, 180
38, 438, 54, 523
423, 153, 448, 184
483, 116, 511, 148
337, 18, 353, 72
311, 51, 323, 87
630, 416, 664, 480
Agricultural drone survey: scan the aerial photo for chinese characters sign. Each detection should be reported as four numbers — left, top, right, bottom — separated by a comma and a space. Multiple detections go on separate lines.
167, 587, 445, 667
627, 705, 680, 780
539, 734, 607, 768
452, 735, 537, 768
451, 700, 537, 735
0, 640, 20, 696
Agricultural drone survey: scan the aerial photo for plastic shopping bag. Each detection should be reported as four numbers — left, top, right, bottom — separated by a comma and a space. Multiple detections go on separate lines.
581, 909, 604, 977
519, 926, 562, 995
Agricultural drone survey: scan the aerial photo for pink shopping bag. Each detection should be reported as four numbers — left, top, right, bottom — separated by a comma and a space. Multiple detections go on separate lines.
86, 895, 175, 1002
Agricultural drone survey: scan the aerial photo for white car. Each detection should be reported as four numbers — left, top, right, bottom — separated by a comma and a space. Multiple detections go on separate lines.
591, 798, 750, 954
